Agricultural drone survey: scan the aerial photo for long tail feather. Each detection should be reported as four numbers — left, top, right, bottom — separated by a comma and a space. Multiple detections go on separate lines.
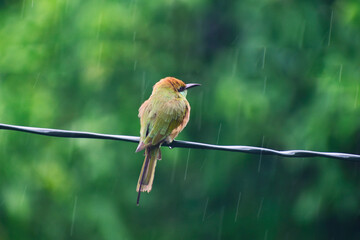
136, 147, 160, 205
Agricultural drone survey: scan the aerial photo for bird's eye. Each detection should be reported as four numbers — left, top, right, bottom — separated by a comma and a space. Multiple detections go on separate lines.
178, 86, 185, 92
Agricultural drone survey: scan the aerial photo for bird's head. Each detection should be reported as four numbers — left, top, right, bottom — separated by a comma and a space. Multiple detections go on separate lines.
153, 77, 200, 97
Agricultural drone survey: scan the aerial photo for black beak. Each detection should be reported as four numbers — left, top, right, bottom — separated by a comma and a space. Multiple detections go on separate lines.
185, 83, 201, 90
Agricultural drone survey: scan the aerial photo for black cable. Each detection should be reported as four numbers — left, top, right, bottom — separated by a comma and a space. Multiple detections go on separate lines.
0, 123, 359, 161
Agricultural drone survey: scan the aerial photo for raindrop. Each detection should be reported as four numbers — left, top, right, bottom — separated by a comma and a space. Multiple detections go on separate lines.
21, 0, 26, 18
328, 10, 334, 47
202, 197, 209, 222
234, 191, 241, 222
20, 185, 28, 206
264, 229, 269, 240
257, 197, 264, 219
184, 149, 191, 181
33, 73, 40, 89
258, 136, 265, 173
262, 47, 266, 69
235, 103, 241, 140
338, 64, 343, 82
216, 123, 222, 145
70, 196, 78, 236
96, 13, 103, 40
354, 85, 359, 109
298, 20, 306, 48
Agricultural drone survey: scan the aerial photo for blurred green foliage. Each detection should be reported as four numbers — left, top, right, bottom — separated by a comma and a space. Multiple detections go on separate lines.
0, 0, 359, 239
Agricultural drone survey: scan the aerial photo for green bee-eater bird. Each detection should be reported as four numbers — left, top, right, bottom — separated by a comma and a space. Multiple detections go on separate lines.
135, 77, 200, 205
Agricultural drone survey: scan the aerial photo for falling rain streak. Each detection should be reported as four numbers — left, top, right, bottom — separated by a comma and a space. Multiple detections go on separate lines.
328, 10, 333, 47
20, 185, 28, 206
70, 196, 78, 236
258, 136, 265, 173
298, 21, 306, 48
33, 73, 40, 89
338, 64, 343, 82
235, 103, 241, 139
199, 157, 206, 171
257, 197, 264, 219
234, 192, 242, 222
184, 149, 191, 181
262, 47, 266, 69
21, 0, 26, 18
216, 123, 222, 145
97, 43, 103, 67
96, 13, 103, 40
202, 197, 209, 222
1, 1, 359, 239
354, 85, 359, 109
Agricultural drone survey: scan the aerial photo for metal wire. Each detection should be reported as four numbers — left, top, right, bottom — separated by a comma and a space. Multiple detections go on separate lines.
0, 123, 359, 161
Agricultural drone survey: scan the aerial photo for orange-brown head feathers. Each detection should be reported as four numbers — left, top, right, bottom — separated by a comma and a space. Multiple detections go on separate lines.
153, 77, 201, 96
153, 77, 186, 93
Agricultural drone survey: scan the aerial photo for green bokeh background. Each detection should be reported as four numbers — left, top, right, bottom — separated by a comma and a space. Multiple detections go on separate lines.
0, 0, 359, 239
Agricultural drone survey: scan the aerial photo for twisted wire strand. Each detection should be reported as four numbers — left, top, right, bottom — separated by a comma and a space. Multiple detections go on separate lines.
0, 123, 359, 161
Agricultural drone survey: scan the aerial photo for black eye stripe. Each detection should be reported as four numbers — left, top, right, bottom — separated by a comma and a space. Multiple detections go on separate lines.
178, 86, 185, 92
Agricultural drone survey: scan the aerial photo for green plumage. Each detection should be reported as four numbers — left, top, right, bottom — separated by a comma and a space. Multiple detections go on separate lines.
136, 77, 199, 205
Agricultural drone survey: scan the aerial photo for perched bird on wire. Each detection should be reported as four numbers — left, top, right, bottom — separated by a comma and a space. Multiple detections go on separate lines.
135, 77, 200, 205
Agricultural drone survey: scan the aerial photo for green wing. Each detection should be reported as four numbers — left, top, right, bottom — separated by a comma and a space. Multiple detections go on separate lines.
141, 98, 187, 147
